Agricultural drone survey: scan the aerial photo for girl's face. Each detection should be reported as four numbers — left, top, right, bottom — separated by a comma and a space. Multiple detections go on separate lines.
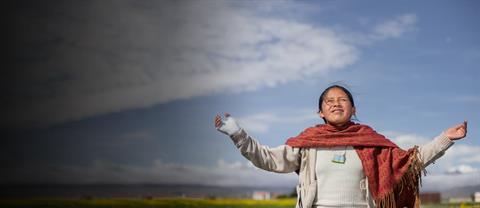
319, 87, 356, 127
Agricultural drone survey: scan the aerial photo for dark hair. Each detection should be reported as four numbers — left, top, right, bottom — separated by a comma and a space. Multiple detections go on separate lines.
318, 85, 356, 123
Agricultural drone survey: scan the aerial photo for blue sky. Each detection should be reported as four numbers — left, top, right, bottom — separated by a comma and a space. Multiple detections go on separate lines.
2, 0, 479, 191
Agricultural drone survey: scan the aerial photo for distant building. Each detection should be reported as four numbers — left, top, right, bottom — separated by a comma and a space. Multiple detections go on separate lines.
473, 192, 480, 203
253, 191, 271, 200
420, 192, 441, 204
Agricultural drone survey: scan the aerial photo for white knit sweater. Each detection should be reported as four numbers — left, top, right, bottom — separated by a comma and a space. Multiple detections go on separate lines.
314, 146, 367, 208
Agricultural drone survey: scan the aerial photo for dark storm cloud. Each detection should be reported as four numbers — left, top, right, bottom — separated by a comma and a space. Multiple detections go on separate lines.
4, 0, 194, 127
3, 0, 357, 128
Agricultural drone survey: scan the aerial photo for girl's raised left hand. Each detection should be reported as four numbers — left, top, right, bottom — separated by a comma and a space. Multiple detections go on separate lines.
444, 121, 468, 140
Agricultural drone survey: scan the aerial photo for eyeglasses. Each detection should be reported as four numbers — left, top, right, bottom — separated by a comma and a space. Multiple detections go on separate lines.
323, 97, 350, 106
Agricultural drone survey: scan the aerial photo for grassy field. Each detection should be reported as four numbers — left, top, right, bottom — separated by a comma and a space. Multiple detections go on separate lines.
1, 198, 479, 208
0, 198, 296, 208
422, 203, 480, 208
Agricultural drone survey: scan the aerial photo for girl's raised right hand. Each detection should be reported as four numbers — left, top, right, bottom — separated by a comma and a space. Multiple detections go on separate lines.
214, 113, 241, 136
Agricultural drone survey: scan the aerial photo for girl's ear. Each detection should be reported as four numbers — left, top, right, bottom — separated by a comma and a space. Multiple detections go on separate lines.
318, 111, 325, 118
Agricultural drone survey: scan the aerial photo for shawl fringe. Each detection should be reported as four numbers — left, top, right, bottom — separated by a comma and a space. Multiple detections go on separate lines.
375, 146, 426, 208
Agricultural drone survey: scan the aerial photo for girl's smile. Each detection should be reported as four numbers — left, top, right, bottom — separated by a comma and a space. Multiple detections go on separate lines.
319, 87, 356, 127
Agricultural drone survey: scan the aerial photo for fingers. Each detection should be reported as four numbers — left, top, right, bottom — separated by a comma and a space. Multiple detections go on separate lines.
457, 121, 467, 132
214, 113, 232, 128
453, 122, 466, 130
456, 120, 468, 138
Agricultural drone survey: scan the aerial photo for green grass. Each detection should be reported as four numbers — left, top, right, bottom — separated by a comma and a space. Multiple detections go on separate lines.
1, 198, 479, 208
421, 203, 480, 208
0, 198, 296, 208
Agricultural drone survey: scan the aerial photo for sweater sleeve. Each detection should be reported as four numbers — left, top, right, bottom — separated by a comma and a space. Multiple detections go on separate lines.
418, 132, 454, 168
229, 129, 301, 173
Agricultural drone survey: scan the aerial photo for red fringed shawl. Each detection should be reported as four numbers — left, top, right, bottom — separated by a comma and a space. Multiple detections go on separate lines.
285, 121, 424, 208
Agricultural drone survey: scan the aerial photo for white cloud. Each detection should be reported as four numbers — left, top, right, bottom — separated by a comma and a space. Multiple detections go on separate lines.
372, 14, 417, 39
237, 110, 318, 133
446, 145, 480, 157
337, 13, 418, 45
422, 171, 480, 191
382, 131, 429, 150
461, 154, 480, 163
5, 1, 417, 128
446, 164, 478, 174
444, 144, 480, 164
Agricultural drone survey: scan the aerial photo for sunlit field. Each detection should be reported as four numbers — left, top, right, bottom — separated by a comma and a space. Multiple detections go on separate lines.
422, 203, 480, 208
1, 198, 480, 208
0, 198, 296, 208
